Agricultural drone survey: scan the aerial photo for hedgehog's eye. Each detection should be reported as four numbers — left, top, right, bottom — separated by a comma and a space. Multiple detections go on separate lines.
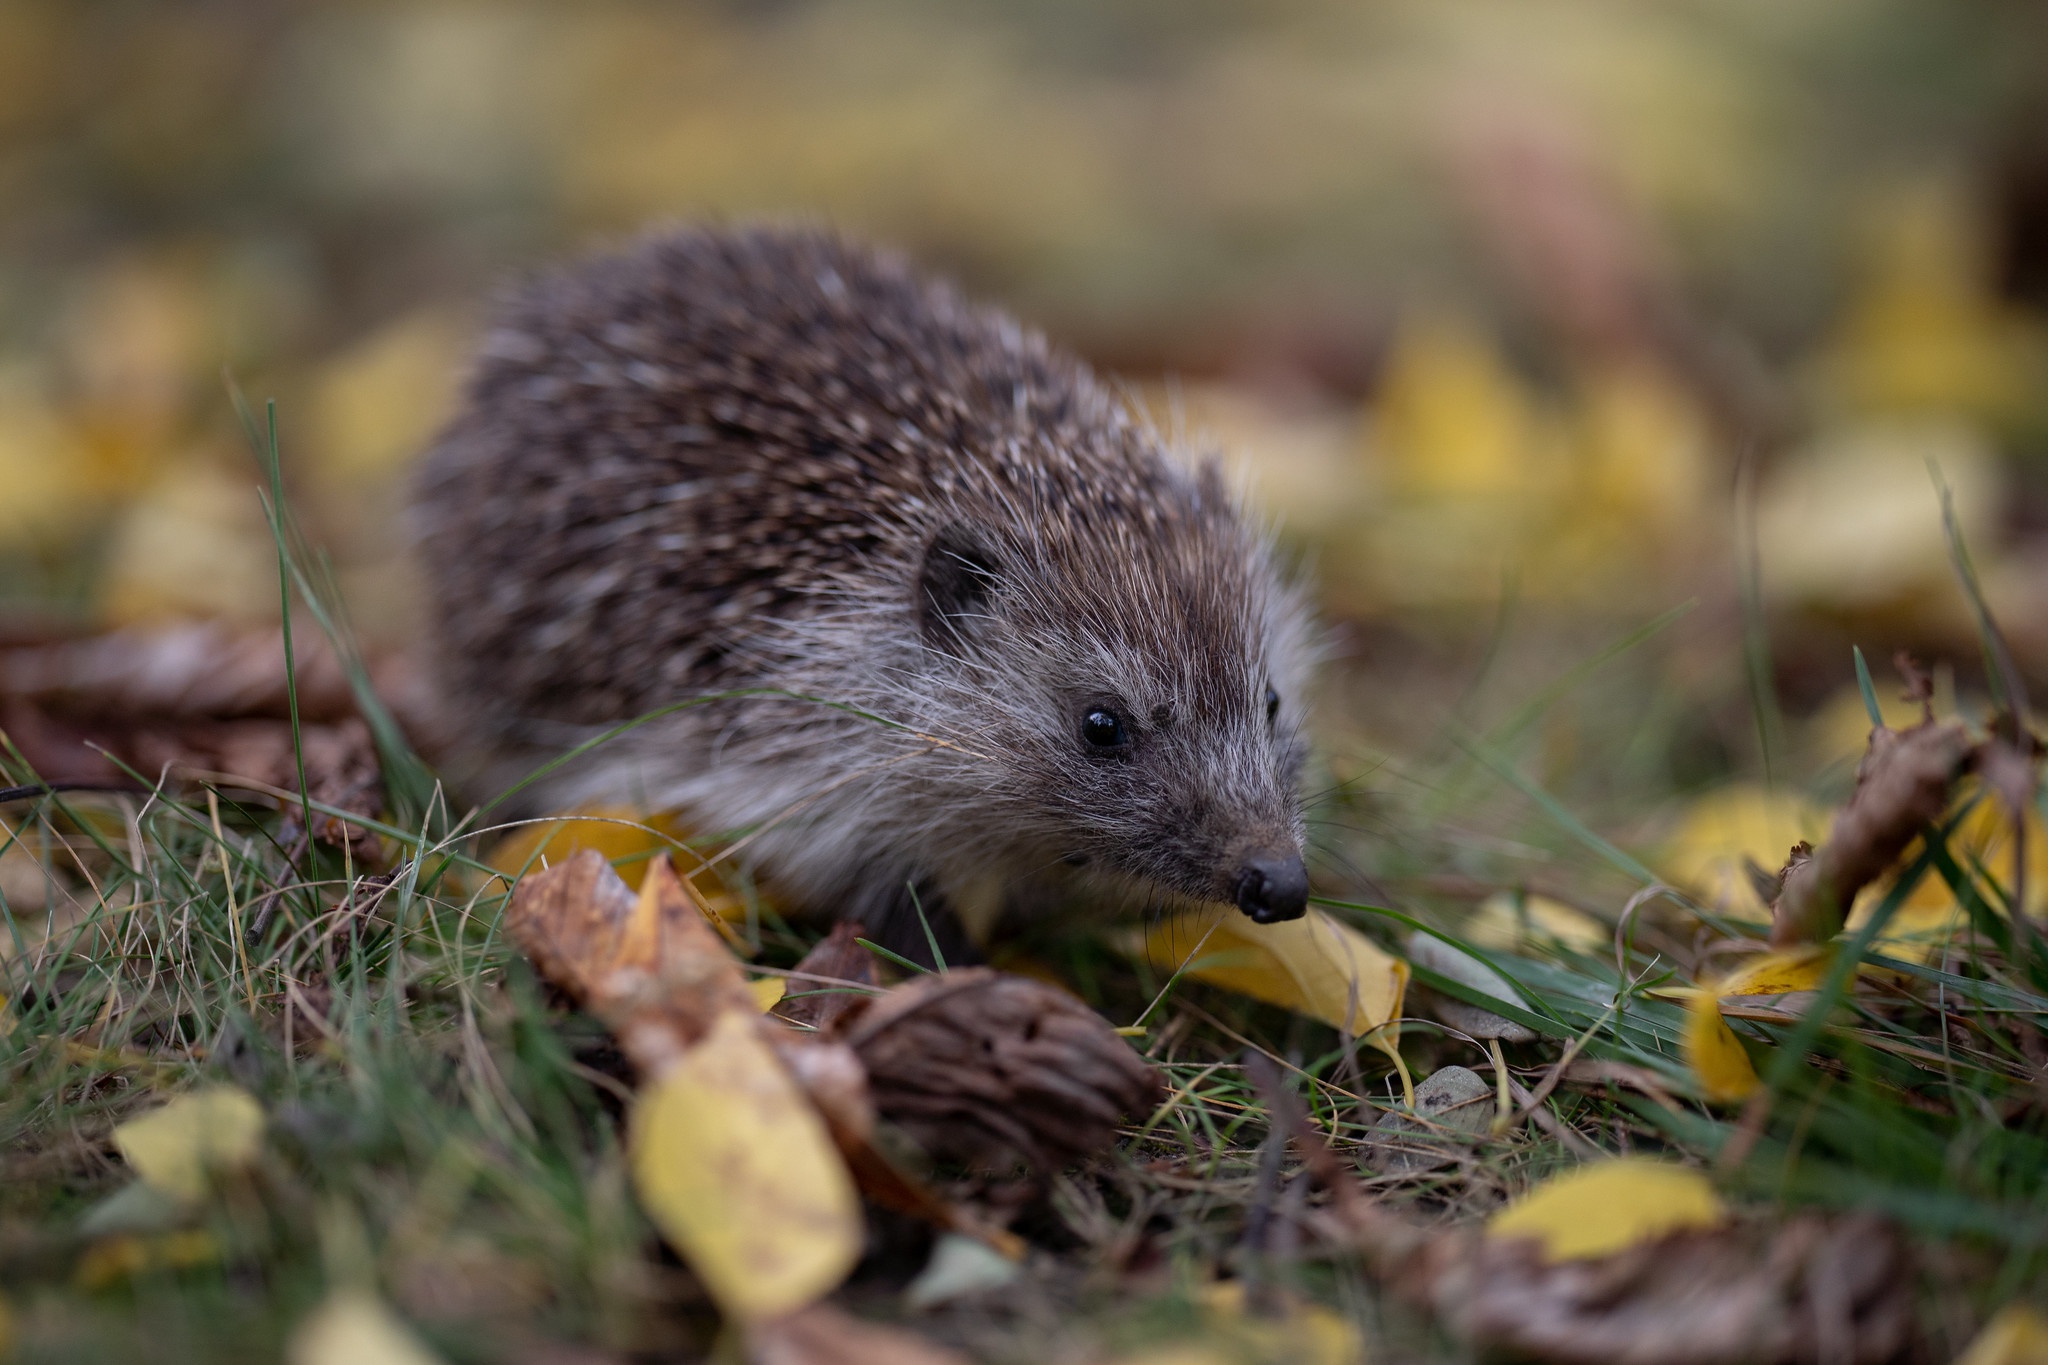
1264, 686, 1281, 727
1081, 708, 1129, 751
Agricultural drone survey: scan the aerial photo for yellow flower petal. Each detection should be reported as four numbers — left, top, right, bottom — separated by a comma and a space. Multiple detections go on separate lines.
1488, 1159, 1725, 1261
747, 977, 786, 1012
629, 1010, 861, 1321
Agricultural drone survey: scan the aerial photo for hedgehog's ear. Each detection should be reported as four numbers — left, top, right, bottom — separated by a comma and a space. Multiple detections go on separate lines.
917, 524, 1002, 650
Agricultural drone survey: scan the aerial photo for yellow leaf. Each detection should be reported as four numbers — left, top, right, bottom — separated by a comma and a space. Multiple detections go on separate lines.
288, 1289, 444, 1365
0, 366, 103, 548
1804, 684, 1935, 770
1102, 1350, 1230, 1365
1818, 183, 2046, 423
1193, 1280, 1362, 1365
1756, 418, 2003, 613
309, 309, 469, 484
1660, 785, 1825, 921
112, 1086, 265, 1202
1682, 991, 1759, 1103
1570, 362, 1710, 533
73, 1230, 221, 1290
99, 459, 281, 625
1714, 945, 1833, 998
748, 977, 786, 1012
1488, 1159, 1725, 1261
488, 806, 685, 887
1955, 1303, 2048, 1365
629, 1010, 861, 1321
1849, 781, 2048, 956
1464, 890, 1610, 954
486, 807, 746, 918
1375, 313, 1548, 500
1129, 909, 1408, 1058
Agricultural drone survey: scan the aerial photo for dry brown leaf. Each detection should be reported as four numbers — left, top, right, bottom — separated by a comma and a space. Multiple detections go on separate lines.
505, 849, 756, 1070
773, 920, 881, 1032
0, 622, 362, 722
1252, 1054, 1916, 1364
1403, 1212, 1914, 1365
0, 621, 428, 855
505, 854, 1030, 1259
1772, 718, 1975, 945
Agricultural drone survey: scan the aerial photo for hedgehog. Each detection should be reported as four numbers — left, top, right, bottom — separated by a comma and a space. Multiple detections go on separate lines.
414, 226, 1315, 960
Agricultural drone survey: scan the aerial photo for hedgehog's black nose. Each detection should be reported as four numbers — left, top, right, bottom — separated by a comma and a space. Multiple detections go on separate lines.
1234, 854, 1309, 924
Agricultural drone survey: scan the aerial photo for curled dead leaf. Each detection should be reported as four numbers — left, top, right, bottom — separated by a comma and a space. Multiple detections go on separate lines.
504, 849, 755, 1067
773, 919, 882, 1032
1772, 718, 1975, 946
1410, 1211, 1914, 1365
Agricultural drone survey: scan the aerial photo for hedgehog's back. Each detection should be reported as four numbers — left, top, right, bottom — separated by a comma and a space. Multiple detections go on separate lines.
414, 225, 1140, 735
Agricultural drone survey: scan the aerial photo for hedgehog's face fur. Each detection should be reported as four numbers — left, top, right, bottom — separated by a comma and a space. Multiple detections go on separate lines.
905, 457, 1315, 924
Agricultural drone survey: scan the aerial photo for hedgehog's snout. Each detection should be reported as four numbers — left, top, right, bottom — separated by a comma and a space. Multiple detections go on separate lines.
1233, 852, 1308, 923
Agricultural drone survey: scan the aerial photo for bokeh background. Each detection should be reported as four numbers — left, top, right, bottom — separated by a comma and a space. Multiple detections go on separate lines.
5, 0, 2048, 909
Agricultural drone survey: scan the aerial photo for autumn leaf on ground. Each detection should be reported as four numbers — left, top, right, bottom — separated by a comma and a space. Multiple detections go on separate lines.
73, 1230, 222, 1291
1188, 1280, 1364, 1365
504, 847, 756, 1062
1128, 908, 1407, 1061
1464, 889, 1610, 954
1953, 1303, 2048, 1365
288, 1289, 444, 1365
507, 850, 864, 1319
1487, 1159, 1726, 1262
1660, 785, 1825, 922
1713, 945, 1836, 998
111, 1086, 265, 1202
629, 1009, 862, 1322
1681, 990, 1760, 1103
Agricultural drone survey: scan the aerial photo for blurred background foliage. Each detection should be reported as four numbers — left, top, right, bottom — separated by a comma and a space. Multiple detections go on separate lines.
4, 0, 2048, 881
